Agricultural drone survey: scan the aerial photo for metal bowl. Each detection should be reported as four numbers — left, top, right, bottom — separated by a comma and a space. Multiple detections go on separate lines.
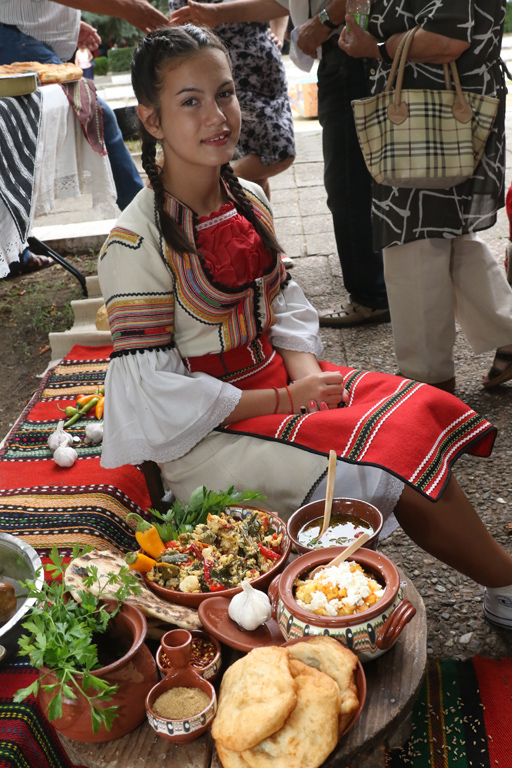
0, 533, 43, 663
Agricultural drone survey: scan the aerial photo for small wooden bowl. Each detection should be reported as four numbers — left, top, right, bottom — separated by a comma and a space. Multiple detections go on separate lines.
145, 668, 216, 744
143, 506, 291, 608
287, 497, 383, 555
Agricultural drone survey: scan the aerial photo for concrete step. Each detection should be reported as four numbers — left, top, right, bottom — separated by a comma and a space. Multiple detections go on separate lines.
70, 297, 105, 326
86, 275, 103, 299
33, 219, 117, 254
49, 327, 111, 361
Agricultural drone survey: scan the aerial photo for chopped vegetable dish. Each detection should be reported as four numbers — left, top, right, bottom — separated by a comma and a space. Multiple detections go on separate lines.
146, 509, 283, 593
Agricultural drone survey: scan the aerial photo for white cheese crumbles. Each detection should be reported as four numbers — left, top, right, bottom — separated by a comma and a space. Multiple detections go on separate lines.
295, 561, 385, 617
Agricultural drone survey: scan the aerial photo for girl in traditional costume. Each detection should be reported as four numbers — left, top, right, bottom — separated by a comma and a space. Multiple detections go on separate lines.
98, 25, 512, 627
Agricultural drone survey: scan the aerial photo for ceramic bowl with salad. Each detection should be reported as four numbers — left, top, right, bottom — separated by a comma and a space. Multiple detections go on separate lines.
287, 498, 383, 555
126, 487, 291, 608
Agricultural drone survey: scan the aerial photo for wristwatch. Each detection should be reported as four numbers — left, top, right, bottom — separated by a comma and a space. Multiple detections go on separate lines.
318, 8, 338, 30
377, 39, 393, 64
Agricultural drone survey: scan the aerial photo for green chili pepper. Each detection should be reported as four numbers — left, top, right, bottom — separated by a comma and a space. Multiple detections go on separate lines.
56, 404, 78, 418
63, 397, 100, 428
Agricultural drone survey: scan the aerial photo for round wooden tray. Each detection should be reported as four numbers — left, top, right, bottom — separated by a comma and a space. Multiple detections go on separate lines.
59, 569, 426, 768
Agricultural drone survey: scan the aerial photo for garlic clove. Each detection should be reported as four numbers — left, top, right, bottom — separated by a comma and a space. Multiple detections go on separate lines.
228, 580, 272, 631
48, 420, 73, 452
84, 422, 103, 446
53, 444, 78, 468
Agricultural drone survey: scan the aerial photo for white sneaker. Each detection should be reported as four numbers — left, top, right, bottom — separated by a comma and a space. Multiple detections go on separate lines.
483, 587, 512, 628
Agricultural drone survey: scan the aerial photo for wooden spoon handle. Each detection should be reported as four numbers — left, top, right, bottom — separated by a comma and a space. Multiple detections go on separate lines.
318, 450, 337, 540
309, 531, 371, 579
327, 531, 371, 567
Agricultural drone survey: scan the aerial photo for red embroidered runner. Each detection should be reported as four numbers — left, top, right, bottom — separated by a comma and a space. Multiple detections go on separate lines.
0, 345, 149, 768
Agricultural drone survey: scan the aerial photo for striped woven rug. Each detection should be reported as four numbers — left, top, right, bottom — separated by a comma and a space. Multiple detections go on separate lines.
386, 657, 512, 767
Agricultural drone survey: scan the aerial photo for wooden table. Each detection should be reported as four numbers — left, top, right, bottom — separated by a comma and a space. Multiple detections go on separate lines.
60, 571, 426, 768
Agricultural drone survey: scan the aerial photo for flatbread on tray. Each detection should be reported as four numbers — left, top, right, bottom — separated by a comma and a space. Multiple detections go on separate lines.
287, 635, 360, 735
212, 646, 297, 752
64, 549, 201, 631
0, 61, 82, 84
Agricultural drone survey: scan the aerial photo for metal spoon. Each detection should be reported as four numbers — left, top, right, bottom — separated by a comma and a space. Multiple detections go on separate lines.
309, 531, 371, 579
312, 450, 337, 546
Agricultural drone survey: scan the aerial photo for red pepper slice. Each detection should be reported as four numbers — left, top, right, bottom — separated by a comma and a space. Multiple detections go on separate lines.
257, 543, 281, 561
203, 559, 226, 592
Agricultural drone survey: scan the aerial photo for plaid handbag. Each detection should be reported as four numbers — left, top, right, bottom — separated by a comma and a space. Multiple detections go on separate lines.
352, 25, 500, 189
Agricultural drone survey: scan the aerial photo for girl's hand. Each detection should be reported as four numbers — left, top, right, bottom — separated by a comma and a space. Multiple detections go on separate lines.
170, 0, 221, 28
290, 372, 348, 412
338, 14, 379, 58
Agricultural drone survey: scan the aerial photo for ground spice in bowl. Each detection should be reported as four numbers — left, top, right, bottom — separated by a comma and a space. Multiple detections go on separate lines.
153, 686, 211, 720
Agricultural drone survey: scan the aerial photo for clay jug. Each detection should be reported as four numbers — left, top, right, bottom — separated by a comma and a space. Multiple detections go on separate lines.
38, 602, 158, 743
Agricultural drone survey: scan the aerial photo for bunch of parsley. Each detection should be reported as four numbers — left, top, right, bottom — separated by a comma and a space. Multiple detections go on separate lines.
150, 485, 266, 542
14, 544, 142, 734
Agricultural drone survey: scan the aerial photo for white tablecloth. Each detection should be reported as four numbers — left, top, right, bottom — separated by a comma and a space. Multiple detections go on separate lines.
0, 84, 117, 278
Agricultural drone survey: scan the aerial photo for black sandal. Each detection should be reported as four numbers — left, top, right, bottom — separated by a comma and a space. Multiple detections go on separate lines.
483, 352, 512, 389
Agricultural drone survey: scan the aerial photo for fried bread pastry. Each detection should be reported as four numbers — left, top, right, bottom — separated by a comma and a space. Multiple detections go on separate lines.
212, 646, 297, 752
0, 61, 82, 84
240, 660, 340, 768
287, 636, 359, 735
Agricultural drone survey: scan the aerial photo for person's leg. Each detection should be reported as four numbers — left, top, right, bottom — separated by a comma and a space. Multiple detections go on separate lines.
383, 237, 456, 385
317, 43, 388, 319
450, 234, 512, 387
231, 154, 295, 200
394, 476, 512, 588
0, 26, 58, 274
0, 23, 61, 65
96, 96, 143, 211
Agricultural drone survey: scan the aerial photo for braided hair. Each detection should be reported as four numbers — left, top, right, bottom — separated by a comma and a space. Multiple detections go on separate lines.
131, 25, 282, 258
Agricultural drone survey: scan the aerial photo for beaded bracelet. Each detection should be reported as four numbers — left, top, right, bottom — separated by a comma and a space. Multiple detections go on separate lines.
273, 387, 280, 414
285, 384, 294, 414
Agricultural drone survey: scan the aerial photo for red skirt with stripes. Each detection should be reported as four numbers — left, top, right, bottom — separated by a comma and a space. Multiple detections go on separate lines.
184, 335, 496, 500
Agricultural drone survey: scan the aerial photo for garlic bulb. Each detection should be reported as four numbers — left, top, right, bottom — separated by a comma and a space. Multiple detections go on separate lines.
228, 580, 272, 631
84, 422, 103, 445
53, 444, 78, 468
47, 420, 73, 452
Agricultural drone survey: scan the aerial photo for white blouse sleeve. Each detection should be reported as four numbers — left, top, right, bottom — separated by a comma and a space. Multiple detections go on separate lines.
101, 348, 241, 469
268, 279, 323, 357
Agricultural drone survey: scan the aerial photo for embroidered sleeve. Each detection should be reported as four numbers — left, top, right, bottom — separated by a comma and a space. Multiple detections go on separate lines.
98, 225, 175, 356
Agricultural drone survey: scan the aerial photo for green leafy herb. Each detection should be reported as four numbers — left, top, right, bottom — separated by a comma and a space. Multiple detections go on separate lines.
150, 485, 266, 542
14, 544, 142, 734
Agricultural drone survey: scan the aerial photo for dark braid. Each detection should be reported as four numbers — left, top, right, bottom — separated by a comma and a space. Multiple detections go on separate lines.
220, 163, 283, 259
140, 127, 198, 255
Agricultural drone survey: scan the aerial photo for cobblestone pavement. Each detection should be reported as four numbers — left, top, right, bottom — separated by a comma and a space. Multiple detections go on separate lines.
270, 127, 512, 661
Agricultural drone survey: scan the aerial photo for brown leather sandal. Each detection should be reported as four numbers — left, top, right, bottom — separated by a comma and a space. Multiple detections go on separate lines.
483, 352, 512, 389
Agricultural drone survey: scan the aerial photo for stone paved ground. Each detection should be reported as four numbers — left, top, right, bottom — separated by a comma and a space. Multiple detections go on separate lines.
270, 128, 512, 661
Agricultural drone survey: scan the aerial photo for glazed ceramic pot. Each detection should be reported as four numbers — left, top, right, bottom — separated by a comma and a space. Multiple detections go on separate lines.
287, 498, 383, 555
156, 629, 222, 682
143, 506, 291, 607
268, 547, 416, 663
146, 629, 217, 744
38, 602, 158, 743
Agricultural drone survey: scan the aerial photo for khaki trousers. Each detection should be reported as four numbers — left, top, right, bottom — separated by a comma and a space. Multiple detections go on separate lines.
383, 234, 512, 383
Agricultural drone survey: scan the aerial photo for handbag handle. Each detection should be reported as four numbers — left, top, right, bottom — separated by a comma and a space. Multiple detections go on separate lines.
386, 24, 472, 125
